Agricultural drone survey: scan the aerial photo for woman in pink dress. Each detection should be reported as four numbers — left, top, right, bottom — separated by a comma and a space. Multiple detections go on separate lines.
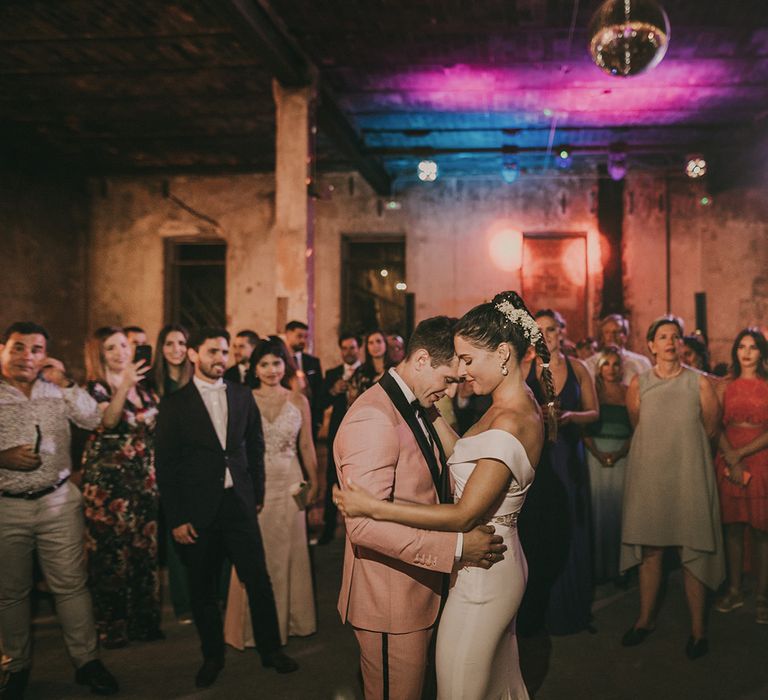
714, 328, 768, 624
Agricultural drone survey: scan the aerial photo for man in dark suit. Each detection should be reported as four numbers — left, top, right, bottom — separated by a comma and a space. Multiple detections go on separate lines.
317, 332, 360, 545
284, 320, 323, 436
155, 327, 297, 688
223, 329, 259, 387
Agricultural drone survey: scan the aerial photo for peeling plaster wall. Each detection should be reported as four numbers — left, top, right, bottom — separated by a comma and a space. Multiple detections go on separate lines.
313, 173, 601, 366
87, 171, 767, 372
624, 175, 768, 363
0, 175, 89, 375
88, 175, 276, 347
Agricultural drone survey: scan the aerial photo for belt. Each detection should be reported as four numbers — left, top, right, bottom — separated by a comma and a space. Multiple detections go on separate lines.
1, 476, 69, 501
489, 512, 518, 528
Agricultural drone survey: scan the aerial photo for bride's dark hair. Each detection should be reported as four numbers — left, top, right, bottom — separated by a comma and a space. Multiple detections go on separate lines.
454, 290, 558, 439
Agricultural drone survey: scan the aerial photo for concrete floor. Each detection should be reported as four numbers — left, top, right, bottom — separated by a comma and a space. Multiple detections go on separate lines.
17, 536, 768, 700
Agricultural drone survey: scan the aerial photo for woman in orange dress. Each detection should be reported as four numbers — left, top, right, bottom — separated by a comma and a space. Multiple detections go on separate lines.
714, 328, 768, 624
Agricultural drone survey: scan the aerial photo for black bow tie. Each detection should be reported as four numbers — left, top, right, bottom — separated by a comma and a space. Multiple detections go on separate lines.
410, 399, 426, 418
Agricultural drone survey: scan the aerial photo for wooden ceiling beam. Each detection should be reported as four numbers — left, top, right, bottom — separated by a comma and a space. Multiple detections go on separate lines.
218, 0, 391, 196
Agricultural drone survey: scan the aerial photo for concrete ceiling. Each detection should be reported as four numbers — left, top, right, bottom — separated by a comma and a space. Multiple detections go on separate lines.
1, 0, 766, 189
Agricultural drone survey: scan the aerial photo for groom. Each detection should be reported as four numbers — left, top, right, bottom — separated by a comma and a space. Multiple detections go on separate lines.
334, 316, 507, 700
155, 327, 297, 688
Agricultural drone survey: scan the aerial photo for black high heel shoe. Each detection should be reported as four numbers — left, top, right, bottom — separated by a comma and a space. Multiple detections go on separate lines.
685, 636, 709, 660
621, 625, 655, 647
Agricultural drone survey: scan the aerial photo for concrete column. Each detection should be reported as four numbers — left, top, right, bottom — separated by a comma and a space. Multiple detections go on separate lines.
272, 80, 315, 337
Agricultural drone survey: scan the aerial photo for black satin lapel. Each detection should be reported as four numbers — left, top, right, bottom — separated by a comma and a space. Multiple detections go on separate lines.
378, 372, 441, 492
224, 380, 237, 450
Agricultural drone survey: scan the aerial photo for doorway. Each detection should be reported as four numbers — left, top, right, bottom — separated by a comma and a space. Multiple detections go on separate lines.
164, 239, 226, 329
341, 235, 408, 336
521, 232, 589, 341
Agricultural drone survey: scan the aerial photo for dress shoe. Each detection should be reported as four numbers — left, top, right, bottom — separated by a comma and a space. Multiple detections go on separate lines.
714, 589, 744, 613
261, 650, 299, 674
74, 660, 119, 695
621, 625, 655, 647
195, 657, 224, 688
685, 636, 709, 660
1, 668, 30, 700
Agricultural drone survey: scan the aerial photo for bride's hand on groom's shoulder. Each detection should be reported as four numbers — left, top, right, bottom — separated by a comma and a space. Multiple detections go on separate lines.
461, 524, 507, 569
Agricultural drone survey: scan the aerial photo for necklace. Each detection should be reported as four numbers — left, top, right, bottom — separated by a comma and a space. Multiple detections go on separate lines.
653, 364, 683, 380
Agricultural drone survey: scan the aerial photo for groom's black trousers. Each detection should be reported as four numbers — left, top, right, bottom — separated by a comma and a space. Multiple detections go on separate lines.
177, 489, 281, 659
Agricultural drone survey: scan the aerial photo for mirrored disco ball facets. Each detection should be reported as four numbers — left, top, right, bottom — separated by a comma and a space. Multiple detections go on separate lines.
685, 155, 707, 178
417, 160, 438, 182
588, 0, 670, 77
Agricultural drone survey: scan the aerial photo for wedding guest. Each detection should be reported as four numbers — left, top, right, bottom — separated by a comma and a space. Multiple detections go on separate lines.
585, 314, 652, 384
81, 326, 162, 648
225, 337, 318, 647
0, 322, 118, 698
714, 328, 768, 624
347, 329, 392, 405
151, 323, 193, 623
386, 332, 405, 364
152, 324, 193, 398
620, 316, 723, 660
575, 337, 598, 361
284, 321, 323, 436
155, 328, 296, 688
518, 308, 599, 636
124, 325, 148, 350
317, 333, 361, 545
584, 346, 633, 584
682, 334, 711, 373
224, 329, 260, 387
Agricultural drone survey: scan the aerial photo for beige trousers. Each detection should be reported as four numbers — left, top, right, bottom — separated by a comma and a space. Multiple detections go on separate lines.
0, 481, 98, 672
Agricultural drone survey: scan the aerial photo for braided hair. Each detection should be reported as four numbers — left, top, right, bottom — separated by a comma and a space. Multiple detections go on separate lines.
454, 290, 558, 440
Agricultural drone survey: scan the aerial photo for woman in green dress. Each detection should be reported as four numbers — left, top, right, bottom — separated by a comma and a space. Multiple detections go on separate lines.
584, 346, 632, 584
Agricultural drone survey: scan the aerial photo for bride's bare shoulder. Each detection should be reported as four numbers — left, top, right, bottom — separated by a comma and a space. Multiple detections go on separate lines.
488, 406, 543, 464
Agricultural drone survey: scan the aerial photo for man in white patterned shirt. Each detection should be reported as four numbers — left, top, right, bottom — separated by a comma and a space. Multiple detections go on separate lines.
584, 313, 652, 385
0, 322, 118, 699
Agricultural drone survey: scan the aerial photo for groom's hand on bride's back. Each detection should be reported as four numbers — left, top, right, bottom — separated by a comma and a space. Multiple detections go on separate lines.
460, 524, 507, 569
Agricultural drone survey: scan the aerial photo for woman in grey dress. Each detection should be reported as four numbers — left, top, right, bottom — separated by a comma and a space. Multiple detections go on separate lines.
620, 316, 723, 660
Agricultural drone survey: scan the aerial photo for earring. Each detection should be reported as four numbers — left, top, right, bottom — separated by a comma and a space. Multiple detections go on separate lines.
500, 362, 509, 376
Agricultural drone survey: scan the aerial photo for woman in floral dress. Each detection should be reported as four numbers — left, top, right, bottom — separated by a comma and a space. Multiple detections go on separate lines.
81, 326, 162, 648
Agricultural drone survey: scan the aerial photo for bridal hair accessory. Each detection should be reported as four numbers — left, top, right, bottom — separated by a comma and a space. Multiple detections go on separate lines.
541, 362, 550, 369
494, 300, 542, 344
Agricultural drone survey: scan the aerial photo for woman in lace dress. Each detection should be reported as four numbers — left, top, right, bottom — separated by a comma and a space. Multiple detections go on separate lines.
337, 291, 552, 700
224, 336, 318, 647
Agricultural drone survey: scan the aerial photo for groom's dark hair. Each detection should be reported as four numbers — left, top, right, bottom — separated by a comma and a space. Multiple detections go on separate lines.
405, 316, 458, 367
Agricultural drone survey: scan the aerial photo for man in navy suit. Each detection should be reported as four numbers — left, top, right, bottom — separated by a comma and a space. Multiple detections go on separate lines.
223, 329, 259, 387
155, 328, 297, 688
284, 320, 323, 437
317, 332, 360, 544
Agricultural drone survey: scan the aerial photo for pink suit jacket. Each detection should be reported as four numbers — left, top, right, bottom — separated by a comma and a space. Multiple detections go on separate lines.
334, 381, 459, 634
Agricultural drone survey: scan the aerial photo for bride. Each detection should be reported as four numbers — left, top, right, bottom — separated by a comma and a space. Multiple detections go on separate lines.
335, 291, 554, 700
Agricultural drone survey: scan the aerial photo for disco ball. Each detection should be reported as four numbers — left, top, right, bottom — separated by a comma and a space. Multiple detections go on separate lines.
588, 0, 670, 77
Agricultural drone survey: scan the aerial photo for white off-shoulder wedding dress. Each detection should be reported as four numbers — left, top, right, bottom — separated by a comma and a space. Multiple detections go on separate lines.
435, 429, 534, 700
